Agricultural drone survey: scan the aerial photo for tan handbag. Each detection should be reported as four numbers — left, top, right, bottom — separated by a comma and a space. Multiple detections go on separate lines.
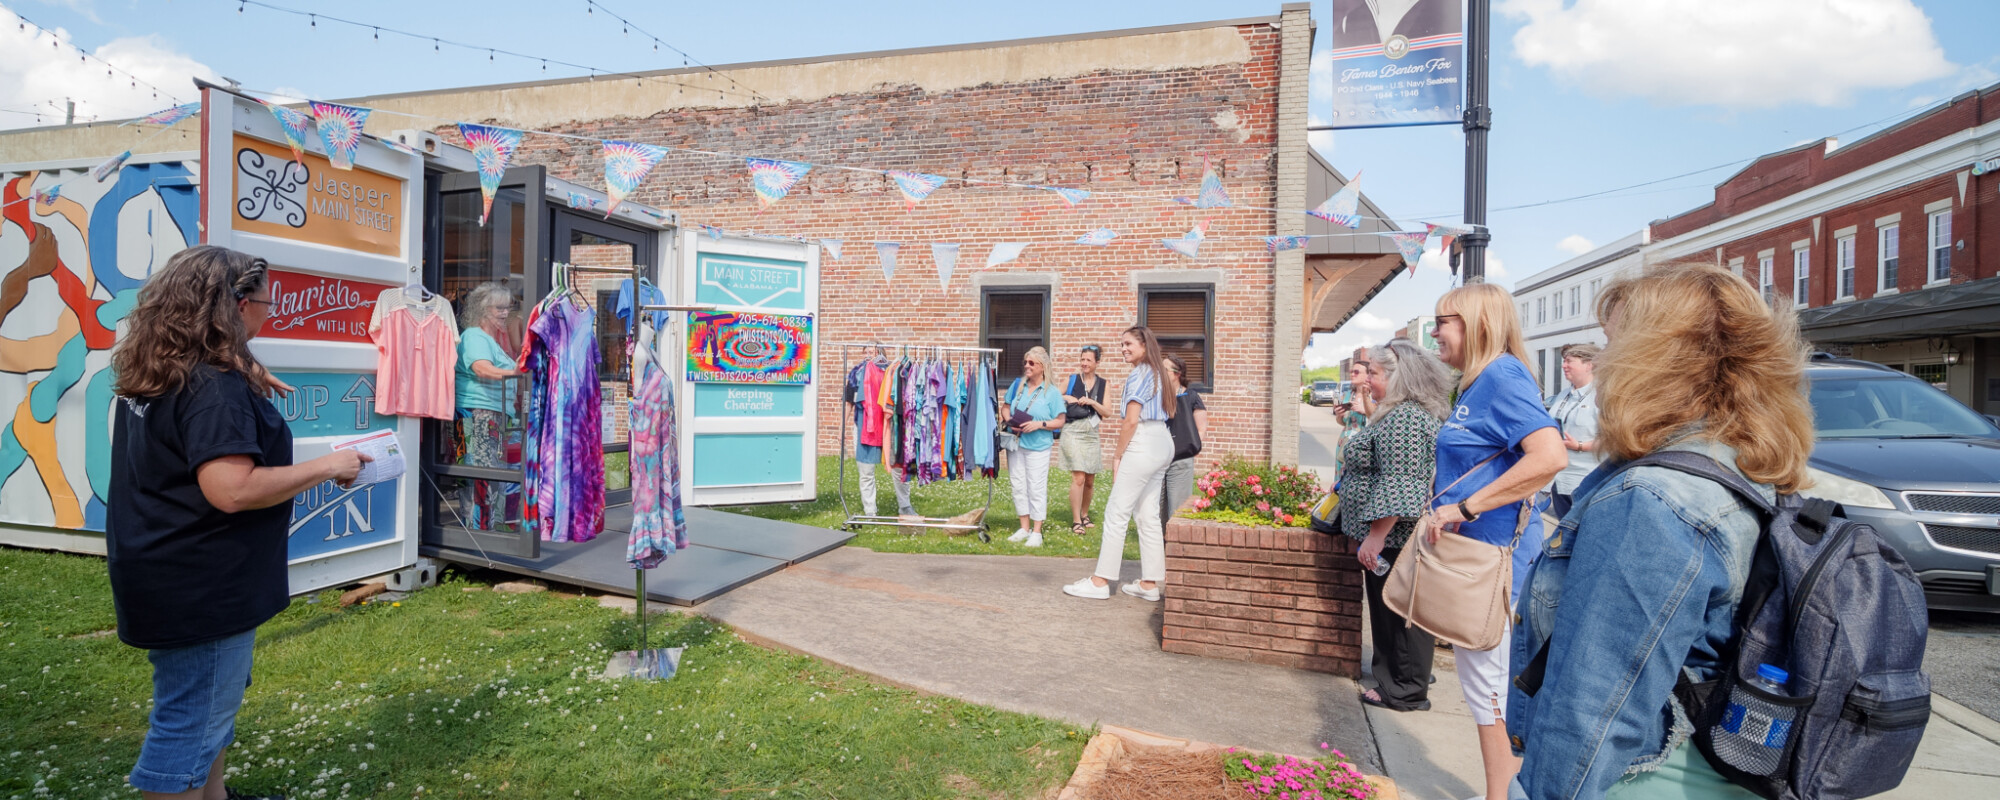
1382, 455, 1533, 651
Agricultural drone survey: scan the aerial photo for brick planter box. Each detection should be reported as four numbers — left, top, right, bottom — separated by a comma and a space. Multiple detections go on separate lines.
1160, 518, 1364, 677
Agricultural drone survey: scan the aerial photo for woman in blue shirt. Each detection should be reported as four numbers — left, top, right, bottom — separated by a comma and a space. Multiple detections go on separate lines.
455, 282, 523, 530
1002, 346, 1067, 547
1426, 282, 1567, 800
1065, 326, 1177, 602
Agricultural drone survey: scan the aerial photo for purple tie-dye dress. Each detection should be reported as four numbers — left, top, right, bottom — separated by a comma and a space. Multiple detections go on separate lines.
522, 295, 605, 543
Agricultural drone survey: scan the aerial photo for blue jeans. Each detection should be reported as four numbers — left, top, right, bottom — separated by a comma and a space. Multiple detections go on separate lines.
130, 629, 256, 793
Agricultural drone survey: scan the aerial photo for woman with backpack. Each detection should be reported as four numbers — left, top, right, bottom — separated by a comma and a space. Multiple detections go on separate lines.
1509, 264, 1816, 799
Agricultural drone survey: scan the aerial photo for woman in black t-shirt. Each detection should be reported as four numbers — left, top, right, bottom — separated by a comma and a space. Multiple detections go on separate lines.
1158, 356, 1209, 524
108, 245, 366, 800
1058, 344, 1111, 534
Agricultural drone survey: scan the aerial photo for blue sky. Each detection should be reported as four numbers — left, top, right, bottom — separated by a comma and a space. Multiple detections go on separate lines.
5, 0, 1995, 366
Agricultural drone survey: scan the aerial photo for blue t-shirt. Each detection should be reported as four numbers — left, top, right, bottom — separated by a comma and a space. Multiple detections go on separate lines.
456, 328, 518, 413
1434, 354, 1556, 588
1122, 364, 1170, 422
1006, 378, 1067, 452
614, 279, 668, 329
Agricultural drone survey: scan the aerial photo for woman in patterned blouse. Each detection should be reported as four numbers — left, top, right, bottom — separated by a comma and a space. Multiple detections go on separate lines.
1341, 337, 1454, 712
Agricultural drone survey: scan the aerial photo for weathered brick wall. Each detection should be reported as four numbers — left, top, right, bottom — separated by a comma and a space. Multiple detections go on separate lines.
1160, 518, 1364, 677
451, 22, 1288, 461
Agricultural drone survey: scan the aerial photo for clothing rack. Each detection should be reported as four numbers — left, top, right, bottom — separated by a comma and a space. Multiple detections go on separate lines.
832, 342, 1003, 540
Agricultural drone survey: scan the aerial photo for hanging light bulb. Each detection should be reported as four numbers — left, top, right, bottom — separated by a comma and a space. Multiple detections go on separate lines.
373, 27, 379, 40
489, 49, 495, 61
238, 1, 245, 12
434, 38, 440, 52
310, 14, 316, 28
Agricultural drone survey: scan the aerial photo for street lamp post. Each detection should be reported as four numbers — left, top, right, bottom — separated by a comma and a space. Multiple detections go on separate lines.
1460, 0, 1492, 283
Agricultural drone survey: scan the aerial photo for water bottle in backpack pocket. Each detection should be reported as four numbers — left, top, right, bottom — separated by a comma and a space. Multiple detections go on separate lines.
1699, 664, 1812, 778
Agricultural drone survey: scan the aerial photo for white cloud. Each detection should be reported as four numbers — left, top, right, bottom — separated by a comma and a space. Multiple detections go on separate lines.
1499, 0, 1954, 108
1556, 234, 1594, 256
1349, 310, 1397, 332
0, 23, 219, 130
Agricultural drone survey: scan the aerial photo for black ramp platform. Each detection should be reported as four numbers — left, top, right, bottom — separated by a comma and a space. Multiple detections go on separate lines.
432, 508, 854, 606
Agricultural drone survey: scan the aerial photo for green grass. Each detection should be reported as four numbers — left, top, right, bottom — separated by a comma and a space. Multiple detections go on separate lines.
0, 548, 1086, 800
716, 455, 1142, 561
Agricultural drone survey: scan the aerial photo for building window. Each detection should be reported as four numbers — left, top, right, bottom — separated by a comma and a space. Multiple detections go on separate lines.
1519, 302, 1528, 327
1911, 362, 1948, 390
1879, 224, 1899, 291
1536, 349, 1548, 398
1929, 210, 1952, 282
1139, 286, 1213, 392
1536, 297, 1546, 325
1588, 279, 1601, 316
1552, 291, 1564, 321
981, 288, 1049, 388
1758, 256, 1774, 303
1836, 236, 1855, 298
1792, 248, 1810, 308
1569, 286, 1580, 317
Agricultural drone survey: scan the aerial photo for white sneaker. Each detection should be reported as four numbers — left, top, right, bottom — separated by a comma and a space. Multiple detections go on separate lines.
1062, 578, 1111, 599
1120, 582, 1162, 602
1006, 528, 1031, 543
1024, 532, 1043, 548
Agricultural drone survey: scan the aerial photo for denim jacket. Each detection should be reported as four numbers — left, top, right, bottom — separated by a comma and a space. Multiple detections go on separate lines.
1507, 437, 1774, 800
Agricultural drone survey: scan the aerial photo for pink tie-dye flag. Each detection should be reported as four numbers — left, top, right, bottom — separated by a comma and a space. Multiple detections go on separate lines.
92, 151, 131, 183
1043, 186, 1091, 207
746, 158, 811, 207
458, 123, 525, 226
309, 102, 372, 171
1195, 156, 1231, 209
1075, 228, 1118, 247
1266, 235, 1311, 252
1389, 231, 1430, 275
1307, 170, 1364, 228
886, 171, 946, 210
264, 102, 317, 164
602, 141, 668, 216
1160, 220, 1208, 258
123, 102, 199, 127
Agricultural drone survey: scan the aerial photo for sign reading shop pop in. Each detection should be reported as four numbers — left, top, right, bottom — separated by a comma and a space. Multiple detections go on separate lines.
1324, 0, 1464, 128
232, 134, 403, 257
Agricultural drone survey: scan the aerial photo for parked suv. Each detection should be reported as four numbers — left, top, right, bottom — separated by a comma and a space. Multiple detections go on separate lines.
1804, 356, 2000, 612
1308, 380, 1344, 406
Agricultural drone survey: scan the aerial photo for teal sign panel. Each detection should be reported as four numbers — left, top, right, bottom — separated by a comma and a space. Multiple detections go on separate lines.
693, 384, 806, 416
694, 253, 807, 311
268, 371, 396, 438
289, 478, 399, 560
691, 433, 804, 487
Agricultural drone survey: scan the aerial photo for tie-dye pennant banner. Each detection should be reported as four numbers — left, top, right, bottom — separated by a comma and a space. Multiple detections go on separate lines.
1266, 235, 1311, 252
1389, 231, 1430, 274
32, 185, 61, 206
124, 102, 199, 127
310, 102, 372, 171
931, 243, 959, 291
1195, 156, 1232, 209
703, 225, 725, 240
457, 123, 524, 226
566, 192, 601, 211
264, 102, 317, 163
874, 242, 900, 282
820, 239, 843, 260
1160, 220, 1208, 258
1043, 186, 1091, 207
1075, 228, 1118, 246
986, 242, 1029, 266
601, 140, 668, 216
92, 151, 132, 183
376, 135, 424, 158
886, 171, 946, 209
746, 158, 812, 206
1307, 170, 1364, 228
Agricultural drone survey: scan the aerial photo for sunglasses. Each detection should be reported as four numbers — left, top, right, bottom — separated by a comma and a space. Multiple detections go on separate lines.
1430, 314, 1462, 333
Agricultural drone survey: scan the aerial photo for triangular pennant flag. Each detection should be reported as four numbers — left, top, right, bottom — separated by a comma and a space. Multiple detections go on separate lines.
457, 123, 524, 226
1265, 235, 1311, 252
703, 225, 725, 240
1075, 228, 1118, 246
874, 242, 900, 281
1195, 156, 1232, 209
123, 102, 199, 127
309, 102, 372, 171
566, 192, 600, 211
1307, 170, 1364, 228
264, 102, 317, 163
600, 140, 668, 217
886, 171, 946, 209
92, 151, 132, 182
931, 243, 960, 291
820, 239, 844, 260
1043, 186, 1091, 207
986, 242, 1029, 267
1160, 219, 1208, 258
1389, 231, 1430, 274
745, 158, 812, 207
376, 135, 424, 158
32, 185, 61, 206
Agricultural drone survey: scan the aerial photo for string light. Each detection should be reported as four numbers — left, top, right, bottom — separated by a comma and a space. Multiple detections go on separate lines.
579, 0, 773, 103
6, 7, 183, 103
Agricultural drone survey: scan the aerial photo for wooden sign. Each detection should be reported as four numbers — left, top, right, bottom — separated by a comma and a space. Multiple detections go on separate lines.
232, 134, 404, 258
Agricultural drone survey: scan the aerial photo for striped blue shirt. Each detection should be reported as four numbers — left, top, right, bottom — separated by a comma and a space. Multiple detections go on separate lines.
1122, 364, 1170, 421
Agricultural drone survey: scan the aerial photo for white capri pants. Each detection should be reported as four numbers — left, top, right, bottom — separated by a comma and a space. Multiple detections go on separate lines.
1094, 421, 1174, 583
1454, 624, 1512, 726
1007, 443, 1053, 522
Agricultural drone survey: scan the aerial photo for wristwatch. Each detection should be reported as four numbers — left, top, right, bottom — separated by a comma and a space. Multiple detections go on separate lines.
1457, 501, 1481, 522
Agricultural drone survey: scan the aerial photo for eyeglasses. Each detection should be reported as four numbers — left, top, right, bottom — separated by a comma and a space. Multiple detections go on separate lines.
1430, 314, 1461, 333
241, 297, 274, 308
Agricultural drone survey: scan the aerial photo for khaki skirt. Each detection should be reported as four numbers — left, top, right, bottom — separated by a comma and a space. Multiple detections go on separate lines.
1057, 414, 1103, 474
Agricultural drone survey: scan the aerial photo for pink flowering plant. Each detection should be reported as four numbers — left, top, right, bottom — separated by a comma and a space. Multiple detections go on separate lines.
1181, 456, 1325, 528
1223, 743, 1378, 800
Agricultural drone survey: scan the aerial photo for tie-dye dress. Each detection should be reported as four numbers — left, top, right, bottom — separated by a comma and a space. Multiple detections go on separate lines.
520, 294, 605, 543
626, 338, 686, 568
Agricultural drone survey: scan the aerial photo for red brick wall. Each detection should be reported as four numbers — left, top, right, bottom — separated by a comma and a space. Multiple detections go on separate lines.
1160, 518, 1364, 677
450, 23, 1287, 460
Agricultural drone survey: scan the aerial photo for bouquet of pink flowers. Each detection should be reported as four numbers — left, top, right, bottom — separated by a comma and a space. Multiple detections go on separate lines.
1187, 457, 1325, 528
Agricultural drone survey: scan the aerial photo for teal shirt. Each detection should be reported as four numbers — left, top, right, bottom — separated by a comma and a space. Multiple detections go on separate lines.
456, 328, 517, 413
1006, 378, 1067, 452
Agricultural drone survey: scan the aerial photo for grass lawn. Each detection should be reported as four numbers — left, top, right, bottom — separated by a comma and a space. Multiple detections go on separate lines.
716, 455, 1141, 561
0, 548, 1086, 800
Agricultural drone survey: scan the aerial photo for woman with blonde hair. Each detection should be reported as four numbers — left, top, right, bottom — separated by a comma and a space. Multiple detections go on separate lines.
1509, 263, 1817, 799
1065, 326, 1177, 601
1425, 281, 1567, 800
1001, 346, 1067, 547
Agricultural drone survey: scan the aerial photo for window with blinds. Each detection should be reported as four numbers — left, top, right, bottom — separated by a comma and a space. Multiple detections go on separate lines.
1140, 287, 1212, 392
982, 289, 1048, 388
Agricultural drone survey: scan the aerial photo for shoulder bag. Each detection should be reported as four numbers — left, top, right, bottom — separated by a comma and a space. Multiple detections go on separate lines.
1382, 453, 1532, 651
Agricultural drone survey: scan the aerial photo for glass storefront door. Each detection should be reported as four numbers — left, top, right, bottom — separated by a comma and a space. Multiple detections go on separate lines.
550, 213, 658, 506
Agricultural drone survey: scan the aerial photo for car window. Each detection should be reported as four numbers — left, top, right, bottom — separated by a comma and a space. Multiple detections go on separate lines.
1808, 374, 2000, 438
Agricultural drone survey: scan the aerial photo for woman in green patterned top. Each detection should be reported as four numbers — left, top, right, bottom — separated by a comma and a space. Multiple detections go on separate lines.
1340, 337, 1454, 712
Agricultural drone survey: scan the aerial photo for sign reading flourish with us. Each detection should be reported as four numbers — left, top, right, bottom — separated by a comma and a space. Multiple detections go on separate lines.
686, 311, 814, 385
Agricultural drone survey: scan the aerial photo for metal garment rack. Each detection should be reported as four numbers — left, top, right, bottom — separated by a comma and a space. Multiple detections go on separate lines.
827, 341, 1002, 541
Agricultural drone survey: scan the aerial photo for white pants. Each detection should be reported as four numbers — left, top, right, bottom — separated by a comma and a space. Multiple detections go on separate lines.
1454, 626, 1512, 726
857, 463, 912, 517
1094, 421, 1174, 583
1006, 444, 1052, 522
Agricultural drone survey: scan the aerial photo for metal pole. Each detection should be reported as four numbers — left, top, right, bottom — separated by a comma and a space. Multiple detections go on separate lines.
1460, 0, 1493, 283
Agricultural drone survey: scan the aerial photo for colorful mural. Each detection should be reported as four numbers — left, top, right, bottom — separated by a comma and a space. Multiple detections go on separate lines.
0, 160, 201, 531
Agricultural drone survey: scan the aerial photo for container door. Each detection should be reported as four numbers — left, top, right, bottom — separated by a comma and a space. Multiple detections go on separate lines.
677, 233, 819, 505
549, 212, 659, 507
200, 88, 425, 594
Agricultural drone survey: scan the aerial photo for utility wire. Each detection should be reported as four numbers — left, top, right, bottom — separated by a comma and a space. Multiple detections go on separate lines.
581, 0, 772, 104
5, 7, 186, 103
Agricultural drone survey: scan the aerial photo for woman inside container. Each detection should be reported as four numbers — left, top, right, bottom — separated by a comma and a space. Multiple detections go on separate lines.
455, 282, 523, 530
1064, 326, 1177, 601
108, 245, 367, 800
1059, 344, 1111, 534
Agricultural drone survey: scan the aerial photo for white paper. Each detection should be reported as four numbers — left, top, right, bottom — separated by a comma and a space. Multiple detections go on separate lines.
332, 430, 406, 485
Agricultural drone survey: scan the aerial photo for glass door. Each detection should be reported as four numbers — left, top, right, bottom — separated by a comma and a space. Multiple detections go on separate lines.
550, 212, 659, 507
421, 166, 546, 559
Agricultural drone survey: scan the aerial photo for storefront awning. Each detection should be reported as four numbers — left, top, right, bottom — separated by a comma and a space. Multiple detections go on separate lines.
1798, 277, 2000, 343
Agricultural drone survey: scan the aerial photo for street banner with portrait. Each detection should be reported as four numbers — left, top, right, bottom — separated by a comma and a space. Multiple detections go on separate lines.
1325, 0, 1465, 128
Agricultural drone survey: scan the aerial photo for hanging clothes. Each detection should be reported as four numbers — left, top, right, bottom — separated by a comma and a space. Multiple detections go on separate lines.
972, 359, 999, 476
369, 288, 459, 419
627, 324, 686, 569
519, 291, 605, 543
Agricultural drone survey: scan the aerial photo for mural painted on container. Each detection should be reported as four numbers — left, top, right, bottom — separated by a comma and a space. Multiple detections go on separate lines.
0, 162, 200, 531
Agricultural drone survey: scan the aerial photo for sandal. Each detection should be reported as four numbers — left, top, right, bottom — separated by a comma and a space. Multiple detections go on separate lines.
1071, 521, 1089, 535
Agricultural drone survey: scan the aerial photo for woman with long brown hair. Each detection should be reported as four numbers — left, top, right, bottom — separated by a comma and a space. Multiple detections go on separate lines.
1064, 325, 1177, 601
108, 245, 366, 800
